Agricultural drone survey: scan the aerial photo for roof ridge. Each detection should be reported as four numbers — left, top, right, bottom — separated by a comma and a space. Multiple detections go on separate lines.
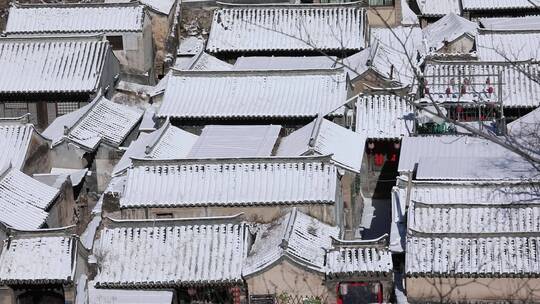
9, 225, 77, 237
104, 213, 245, 228
280, 208, 298, 251
13, 1, 143, 9
330, 233, 389, 248
216, 1, 364, 9
170, 67, 346, 77
131, 154, 334, 167
408, 228, 540, 238
0, 34, 105, 43
145, 119, 171, 156
308, 115, 324, 149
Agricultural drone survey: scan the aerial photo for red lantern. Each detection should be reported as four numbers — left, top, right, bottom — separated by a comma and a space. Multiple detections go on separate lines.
374, 153, 385, 166
487, 86, 494, 94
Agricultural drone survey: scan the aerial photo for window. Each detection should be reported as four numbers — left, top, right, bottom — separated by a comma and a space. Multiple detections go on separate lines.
4, 103, 28, 118
56, 102, 80, 116
369, 0, 394, 6
249, 295, 275, 304
106, 35, 124, 50
155, 213, 173, 219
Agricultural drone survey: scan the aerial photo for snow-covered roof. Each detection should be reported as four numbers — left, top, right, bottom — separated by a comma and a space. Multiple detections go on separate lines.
49, 168, 88, 186
407, 182, 540, 234
0, 168, 60, 230
415, 0, 461, 17
120, 156, 338, 208
0, 228, 77, 284
113, 121, 198, 175
243, 208, 340, 276
342, 48, 371, 80
188, 125, 280, 158
276, 117, 366, 173
462, 0, 540, 11
94, 215, 248, 288
0, 124, 41, 171
399, 136, 537, 180
507, 107, 540, 155
406, 235, 540, 277
423, 13, 478, 52
370, 26, 424, 86
0, 37, 113, 94
43, 103, 93, 143
157, 69, 348, 120
398, 135, 513, 173
325, 236, 393, 280
61, 95, 143, 151
139, 0, 175, 15
177, 36, 204, 56
406, 179, 540, 277
234, 56, 337, 70
178, 51, 233, 71
355, 94, 414, 139
480, 16, 540, 31
401, 0, 419, 26
88, 288, 174, 304
476, 32, 540, 62
5, 3, 144, 34
415, 156, 537, 180
422, 61, 540, 108
206, 3, 366, 53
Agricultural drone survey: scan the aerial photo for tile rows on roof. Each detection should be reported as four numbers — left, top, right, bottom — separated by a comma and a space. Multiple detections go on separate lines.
461, 0, 540, 10
406, 236, 540, 277
416, 0, 461, 17
480, 16, 540, 31
158, 69, 348, 120
0, 38, 111, 94
0, 169, 59, 230
207, 4, 366, 53
244, 209, 338, 275
94, 216, 248, 287
0, 124, 35, 171
189, 125, 280, 158
244, 209, 392, 278
410, 203, 540, 234
120, 156, 338, 208
326, 244, 393, 279
476, 32, 540, 62
5, 3, 144, 34
422, 61, 540, 108
0, 231, 75, 284
404, 180, 540, 277
277, 117, 366, 173
355, 94, 414, 140
68, 96, 143, 150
